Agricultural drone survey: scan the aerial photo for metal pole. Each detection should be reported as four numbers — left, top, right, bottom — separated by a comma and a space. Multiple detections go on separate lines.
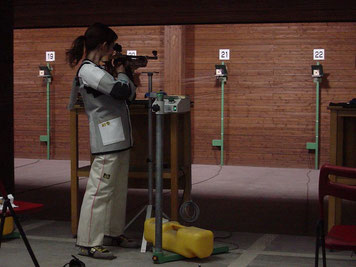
46, 63, 51, 160
46, 76, 50, 160
155, 92, 164, 252
147, 73, 153, 205
220, 75, 225, 166
315, 78, 320, 170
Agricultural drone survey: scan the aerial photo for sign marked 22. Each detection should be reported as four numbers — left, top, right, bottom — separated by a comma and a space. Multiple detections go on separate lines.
313, 49, 325, 60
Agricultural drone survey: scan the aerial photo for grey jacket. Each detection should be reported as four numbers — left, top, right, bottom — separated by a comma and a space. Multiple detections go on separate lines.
68, 59, 136, 154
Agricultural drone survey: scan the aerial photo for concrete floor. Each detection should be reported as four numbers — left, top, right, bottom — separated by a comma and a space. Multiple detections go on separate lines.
0, 158, 356, 266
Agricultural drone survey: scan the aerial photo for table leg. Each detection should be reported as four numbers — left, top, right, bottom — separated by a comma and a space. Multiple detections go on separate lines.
328, 112, 344, 231
70, 109, 79, 236
170, 114, 178, 220
183, 112, 192, 202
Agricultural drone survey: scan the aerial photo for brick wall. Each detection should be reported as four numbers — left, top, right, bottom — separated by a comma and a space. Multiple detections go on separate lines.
14, 23, 356, 167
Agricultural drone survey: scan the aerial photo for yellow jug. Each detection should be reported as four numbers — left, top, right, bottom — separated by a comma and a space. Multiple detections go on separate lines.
0, 216, 14, 236
144, 218, 214, 258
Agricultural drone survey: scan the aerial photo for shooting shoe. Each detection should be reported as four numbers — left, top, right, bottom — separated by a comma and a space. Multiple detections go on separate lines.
103, 235, 140, 248
78, 245, 116, 260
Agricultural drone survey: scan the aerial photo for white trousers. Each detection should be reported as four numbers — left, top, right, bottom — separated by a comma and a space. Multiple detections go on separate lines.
76, 150, 130, 247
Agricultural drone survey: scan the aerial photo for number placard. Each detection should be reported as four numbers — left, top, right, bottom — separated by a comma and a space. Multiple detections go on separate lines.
219, 49, 230, 60
313, 49, 325, 60
46, 51, 55, 62
127, 50, 137, 56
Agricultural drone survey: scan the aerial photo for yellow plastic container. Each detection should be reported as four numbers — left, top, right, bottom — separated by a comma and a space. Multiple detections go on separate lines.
144, 218, 214, 258
0, 216, 14, 236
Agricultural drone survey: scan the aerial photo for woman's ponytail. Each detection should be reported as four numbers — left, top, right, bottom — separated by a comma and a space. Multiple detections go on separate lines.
66, 35, 85, 68
66, 23, 118, 68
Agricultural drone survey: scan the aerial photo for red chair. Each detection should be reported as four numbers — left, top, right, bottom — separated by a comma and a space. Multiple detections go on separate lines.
315, 164, 356, 267
0, 179, 43, 267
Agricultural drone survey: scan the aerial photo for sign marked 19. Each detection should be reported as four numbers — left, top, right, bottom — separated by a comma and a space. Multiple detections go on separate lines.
219, 49, 230, 60
313, 49, 325, 60
46, 51, 55, 62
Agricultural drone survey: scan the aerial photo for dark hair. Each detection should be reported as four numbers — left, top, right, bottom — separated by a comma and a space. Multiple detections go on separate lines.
66, 23, 118, 68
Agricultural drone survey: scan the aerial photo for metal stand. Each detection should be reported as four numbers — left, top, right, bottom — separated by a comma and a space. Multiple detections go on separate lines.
152, 92, 165, 259
307, 62, 323, 170
212, 62, 227, 166
123, 72, 158, 253
39, 63, 52, 160
150, 93, 229, 264
152, 92, 194, 263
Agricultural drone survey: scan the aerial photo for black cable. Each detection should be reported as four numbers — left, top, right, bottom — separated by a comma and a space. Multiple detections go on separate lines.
177, 166, 223, 223
305, 169, 312, 233
304, 152, 313, 233
15, 177, 88, 196
179, 166, 221, 220
15, 159, 41, 169
213, 231, 239, 250
179, 200, 200, 223
192, 165, 223, 186
214, 231, 232, 239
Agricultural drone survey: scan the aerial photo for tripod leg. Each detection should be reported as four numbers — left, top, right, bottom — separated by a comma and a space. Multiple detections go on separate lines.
124, 205, 148, 232
162, 211, 170, 220
7, 203, 40, 267
321, 228, 326, 267
315, 221, 320, 267
140, 204, 152, 253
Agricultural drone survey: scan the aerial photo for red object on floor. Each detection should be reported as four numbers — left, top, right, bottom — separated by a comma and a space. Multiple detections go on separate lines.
0, 179, 42, 267
0, 201, 43, 215
0, 180, 42, 215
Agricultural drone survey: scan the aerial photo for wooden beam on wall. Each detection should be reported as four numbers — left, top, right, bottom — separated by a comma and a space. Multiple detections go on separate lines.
0, 0, 14, 192
164, 25, 185, 95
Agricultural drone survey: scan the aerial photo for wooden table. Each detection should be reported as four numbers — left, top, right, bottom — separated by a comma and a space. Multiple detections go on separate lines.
328, 106, 356, 231
70, 102, 192, 236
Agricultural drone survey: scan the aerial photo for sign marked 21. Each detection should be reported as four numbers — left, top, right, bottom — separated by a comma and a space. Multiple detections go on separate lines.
219, 49, 230, 60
